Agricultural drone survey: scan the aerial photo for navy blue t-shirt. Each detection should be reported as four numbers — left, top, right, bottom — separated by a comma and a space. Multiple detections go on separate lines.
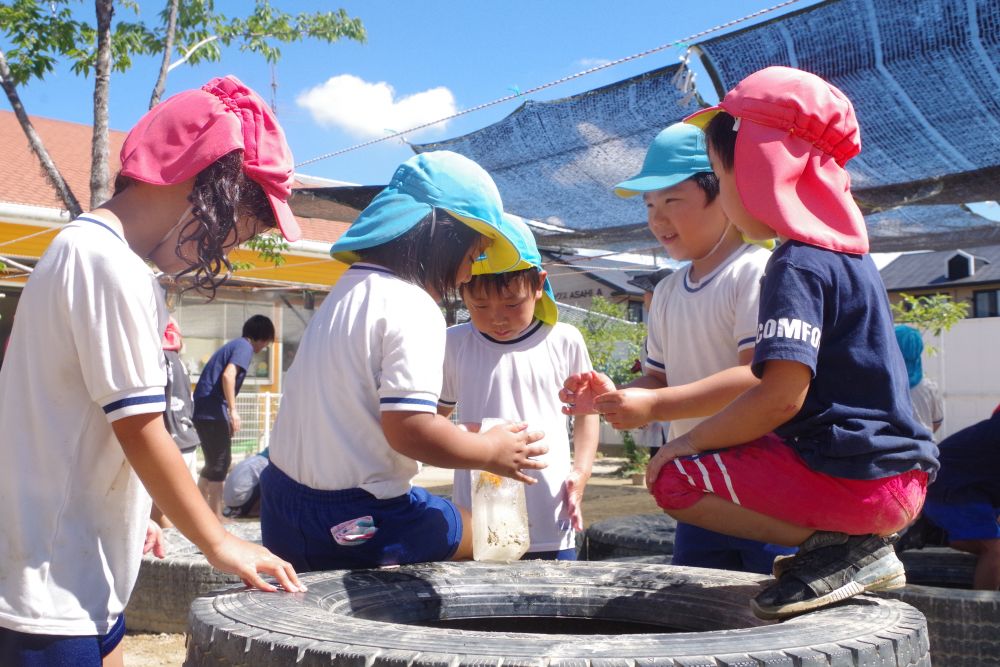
926, 412, 1000, 506
752, 241, 938, 481
192, 337, 254, 422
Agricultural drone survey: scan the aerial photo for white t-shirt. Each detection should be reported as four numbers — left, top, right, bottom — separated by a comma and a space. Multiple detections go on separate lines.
269, 264, 445, 499
646, 243, 769, 439
439, 320, 593, 552
910, 378, 944, 438
0, 215, 167, 635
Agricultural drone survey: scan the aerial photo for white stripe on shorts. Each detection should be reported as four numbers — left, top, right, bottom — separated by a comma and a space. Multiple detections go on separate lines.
674, 458, 696, 487
693, 457, 715, 494
713, 452, 742, 506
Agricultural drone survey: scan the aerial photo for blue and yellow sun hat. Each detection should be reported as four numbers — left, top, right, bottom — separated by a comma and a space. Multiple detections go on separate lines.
614, 123, 712, 198
331, 151, 521, 273
472, 213, 558, 325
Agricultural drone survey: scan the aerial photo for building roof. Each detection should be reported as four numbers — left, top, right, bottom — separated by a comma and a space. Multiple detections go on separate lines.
879, 244, 1000, 290
0, 110, 351, 244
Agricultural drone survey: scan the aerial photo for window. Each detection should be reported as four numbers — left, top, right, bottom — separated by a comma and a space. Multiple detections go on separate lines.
973, 289, 1000, 318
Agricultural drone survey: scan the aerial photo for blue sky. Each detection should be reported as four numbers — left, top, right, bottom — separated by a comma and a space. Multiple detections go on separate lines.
2, 0, 821, 186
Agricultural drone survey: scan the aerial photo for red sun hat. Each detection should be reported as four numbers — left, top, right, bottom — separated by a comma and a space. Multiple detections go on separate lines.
161, 317, 182, 352
685, 66, 868, 255
119, 75, 300, 242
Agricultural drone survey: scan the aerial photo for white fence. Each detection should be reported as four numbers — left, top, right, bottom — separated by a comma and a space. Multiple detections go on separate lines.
923, 317, 1000, 440
231, 392, 281, 459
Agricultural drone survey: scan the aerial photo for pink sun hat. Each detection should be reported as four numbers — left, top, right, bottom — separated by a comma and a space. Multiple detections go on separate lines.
119, 75, 300, 242
685, 66, 868, 255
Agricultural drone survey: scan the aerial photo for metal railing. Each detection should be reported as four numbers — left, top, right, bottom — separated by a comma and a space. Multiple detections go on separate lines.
230, 392, 281, 459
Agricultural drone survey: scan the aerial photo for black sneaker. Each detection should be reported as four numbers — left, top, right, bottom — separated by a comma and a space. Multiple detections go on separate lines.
752, 533, 906, 620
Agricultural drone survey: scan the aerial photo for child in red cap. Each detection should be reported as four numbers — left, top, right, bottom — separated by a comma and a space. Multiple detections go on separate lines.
638, 66, 939, 619
0, 75, 303, 665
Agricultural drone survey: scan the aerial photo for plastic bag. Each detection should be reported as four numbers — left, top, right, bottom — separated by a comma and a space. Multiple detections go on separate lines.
470, 418, 531, 561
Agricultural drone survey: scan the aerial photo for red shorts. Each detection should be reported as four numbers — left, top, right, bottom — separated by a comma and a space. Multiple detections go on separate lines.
651, 434, 928, 535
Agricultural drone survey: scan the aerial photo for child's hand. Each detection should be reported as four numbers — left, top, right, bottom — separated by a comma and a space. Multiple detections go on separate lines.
560, 371, 616, 415
205, 533, 306, 594
564, 469, 591, 532
594, 388, 657, 430
144, 519, 166, 559
645, 434, 700, 491
481, 421, 547, 484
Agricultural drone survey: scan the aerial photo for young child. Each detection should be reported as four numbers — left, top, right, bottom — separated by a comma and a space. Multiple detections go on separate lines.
920, 410, 1000, 590
638, 66, 937, 618
0, 75, 303, 666
193, 314, 275, 519
262, 151, 547, 572
438, 215, 600, 559
894, 324, 944, 437
564, 122, 790, 574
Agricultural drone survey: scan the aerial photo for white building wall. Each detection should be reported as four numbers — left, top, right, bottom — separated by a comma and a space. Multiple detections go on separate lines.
922, 317, 1000, 440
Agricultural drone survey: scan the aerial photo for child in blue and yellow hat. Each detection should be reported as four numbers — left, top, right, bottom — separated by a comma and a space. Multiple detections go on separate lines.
261, 151, 547, 570
438, 214, 600, 559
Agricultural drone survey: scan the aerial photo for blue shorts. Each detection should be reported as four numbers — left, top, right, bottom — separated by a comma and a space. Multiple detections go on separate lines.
260, 463, 463, 571
671, 522, 796, 575
923, 499, 1000, 542
0, 613, 125, 666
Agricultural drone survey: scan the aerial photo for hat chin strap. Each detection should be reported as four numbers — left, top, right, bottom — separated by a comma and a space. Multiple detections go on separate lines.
690, 221, 732, 263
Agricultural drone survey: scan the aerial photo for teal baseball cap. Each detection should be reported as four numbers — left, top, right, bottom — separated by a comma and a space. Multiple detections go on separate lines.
331, 151, 521, 273
472, 214, 557, 325
614, 122, 713, 198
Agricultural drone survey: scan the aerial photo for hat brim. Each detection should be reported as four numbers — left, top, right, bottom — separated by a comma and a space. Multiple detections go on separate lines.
734, 122, 868, 254
683, 105, 723, 130
536, 278, 558, 325
457, 211, 521, 274
267, 192, 302, 242
613, 172, 700, 198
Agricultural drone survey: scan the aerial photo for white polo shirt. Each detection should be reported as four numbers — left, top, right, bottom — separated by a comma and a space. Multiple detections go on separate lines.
439, 320, 593, 552
0, 215, 167, 635
269, 264, 445, 499
646, 243, 769, 439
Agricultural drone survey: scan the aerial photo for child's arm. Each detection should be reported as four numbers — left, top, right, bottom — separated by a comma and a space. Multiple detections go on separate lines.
113, 412, 304, 593
597, 350, 759, 430
222, 362, 241, 433
565, 412, 600, 531
382, 411, 547, 484
645, 359, 811, 487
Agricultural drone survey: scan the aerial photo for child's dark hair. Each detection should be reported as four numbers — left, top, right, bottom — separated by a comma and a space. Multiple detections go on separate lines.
114, 150, 276, 297
242, 314, 275, 341
703, 112, 738, 172
357, 208, 480, 300
462, 267, 543, 299
689, 172, 720, 203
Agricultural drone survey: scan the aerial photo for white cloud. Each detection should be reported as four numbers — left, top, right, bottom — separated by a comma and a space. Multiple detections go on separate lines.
297, 74, 457, 139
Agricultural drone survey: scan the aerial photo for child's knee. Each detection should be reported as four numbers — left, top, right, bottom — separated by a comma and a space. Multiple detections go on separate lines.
651, 466, 703, 511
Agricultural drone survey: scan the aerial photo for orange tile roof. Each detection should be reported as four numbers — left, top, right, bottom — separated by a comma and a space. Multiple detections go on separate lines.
0, 110, 124, 210
0, 110, 348, 244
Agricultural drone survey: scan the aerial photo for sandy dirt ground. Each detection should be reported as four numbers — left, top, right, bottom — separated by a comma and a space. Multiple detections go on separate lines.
121, 457, 660, 666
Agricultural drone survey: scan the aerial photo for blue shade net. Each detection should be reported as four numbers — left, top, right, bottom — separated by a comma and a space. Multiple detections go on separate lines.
697, 0, 1000, 251
414, 63, 704, 255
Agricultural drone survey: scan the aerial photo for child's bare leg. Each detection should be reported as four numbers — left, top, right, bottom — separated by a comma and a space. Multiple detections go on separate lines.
449, 506, 474, 561
951, 538, 1000, 590
102, 642, 124, 667
665, 494, 814, 547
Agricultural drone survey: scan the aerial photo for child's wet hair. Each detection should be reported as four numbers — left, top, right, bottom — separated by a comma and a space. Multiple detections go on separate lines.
703, 112, 738, 172
114, 150, 276, 297
356, 208, 481, 299
462, 267, 543, 299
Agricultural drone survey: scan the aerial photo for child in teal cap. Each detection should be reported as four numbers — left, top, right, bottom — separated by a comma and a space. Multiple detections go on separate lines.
439, 215, 600, 559
261, 151, 547, 570
562, 121, 791, 574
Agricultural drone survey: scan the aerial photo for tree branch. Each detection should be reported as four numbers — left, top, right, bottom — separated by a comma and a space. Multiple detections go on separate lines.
149, 0, 180, 109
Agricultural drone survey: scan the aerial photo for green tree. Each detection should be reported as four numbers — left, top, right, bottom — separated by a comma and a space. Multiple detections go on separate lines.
576, 296, 649, 476
891, 292, 968, 353
0, 0, 366, 213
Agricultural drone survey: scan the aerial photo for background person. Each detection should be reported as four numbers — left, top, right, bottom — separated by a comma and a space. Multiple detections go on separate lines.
894, 324, 944, 437
192, 314, 275, 520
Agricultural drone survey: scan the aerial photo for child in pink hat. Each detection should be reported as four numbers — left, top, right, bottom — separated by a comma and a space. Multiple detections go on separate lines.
0, 75, 303, 665
638, 66, 939, 619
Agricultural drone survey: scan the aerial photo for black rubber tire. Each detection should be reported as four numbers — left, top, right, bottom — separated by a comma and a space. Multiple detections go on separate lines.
583, 513, 676, 560
125, 521, 261, 634
879, 547, 1000, 666
185, 560, 930, 666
